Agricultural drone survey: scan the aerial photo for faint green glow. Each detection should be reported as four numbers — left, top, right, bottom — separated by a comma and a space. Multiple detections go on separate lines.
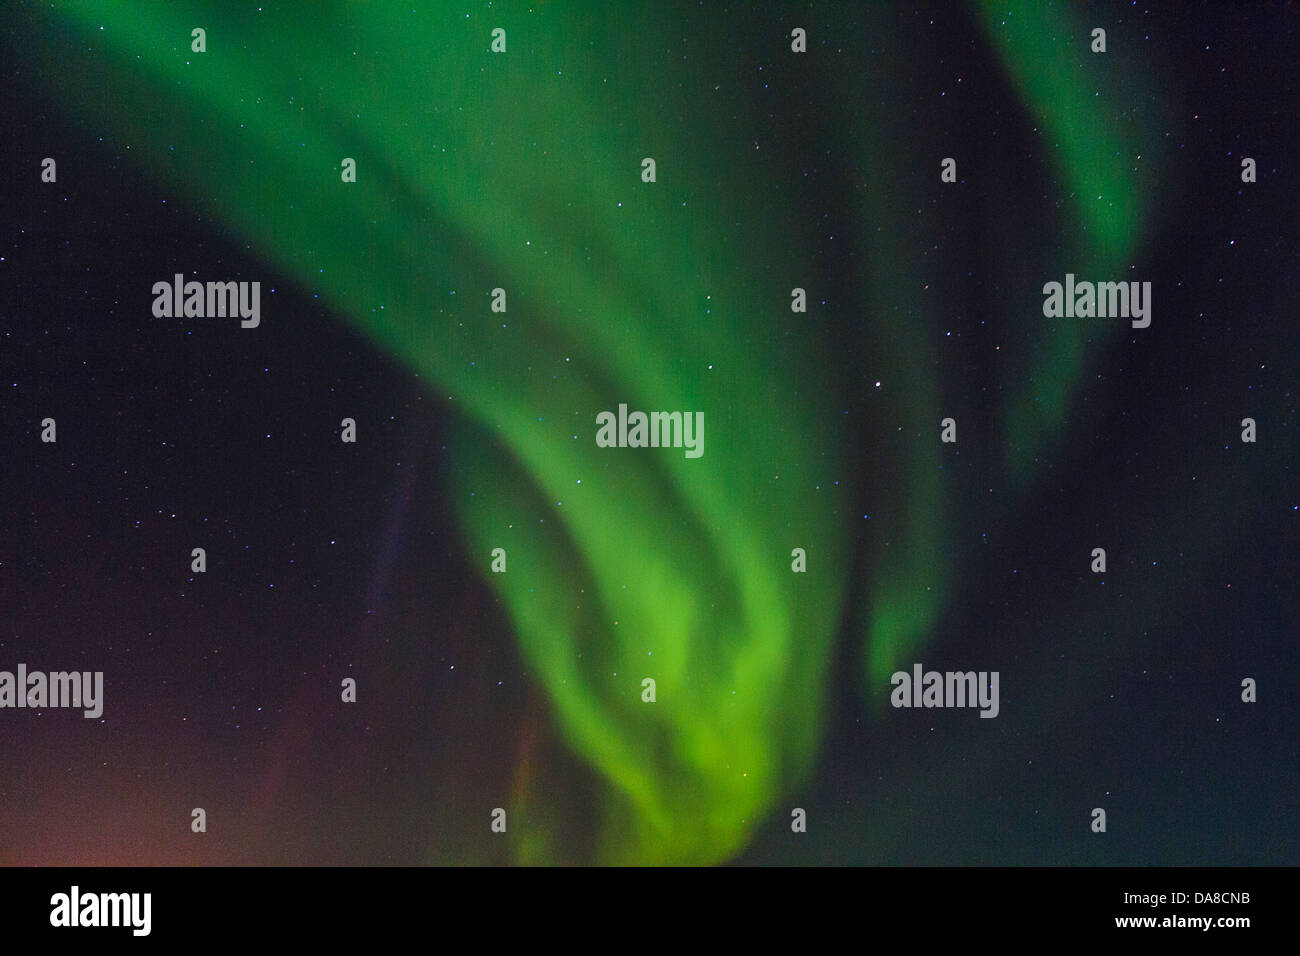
973, 3, 1158, 488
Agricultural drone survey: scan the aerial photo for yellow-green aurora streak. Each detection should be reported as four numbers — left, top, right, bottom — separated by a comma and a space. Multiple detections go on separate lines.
21, 1, 1155, 864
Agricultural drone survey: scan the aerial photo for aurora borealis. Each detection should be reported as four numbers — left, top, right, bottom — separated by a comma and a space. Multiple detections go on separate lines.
2, 2, 1295, 868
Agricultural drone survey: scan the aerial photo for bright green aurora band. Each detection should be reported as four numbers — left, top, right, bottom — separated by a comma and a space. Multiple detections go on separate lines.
21, 2, 1158, 864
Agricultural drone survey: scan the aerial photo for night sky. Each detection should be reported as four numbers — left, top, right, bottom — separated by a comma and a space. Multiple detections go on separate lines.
1, 1, 1296, 866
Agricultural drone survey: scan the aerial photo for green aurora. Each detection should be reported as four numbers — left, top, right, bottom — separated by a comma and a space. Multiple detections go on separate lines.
16, 2, 1164, 864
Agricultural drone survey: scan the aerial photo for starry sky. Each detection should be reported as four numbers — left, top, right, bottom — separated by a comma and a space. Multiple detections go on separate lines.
0, 1, 1296, 865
